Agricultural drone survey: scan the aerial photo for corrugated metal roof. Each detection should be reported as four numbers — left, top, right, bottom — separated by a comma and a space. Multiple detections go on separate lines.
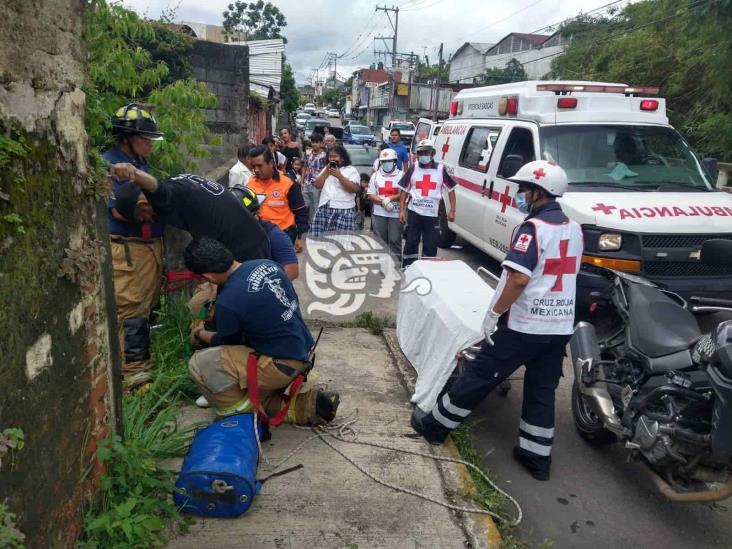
228, 38, 285, 97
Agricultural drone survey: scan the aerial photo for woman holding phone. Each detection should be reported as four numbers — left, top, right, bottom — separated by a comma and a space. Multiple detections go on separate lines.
310, 144, 360, 237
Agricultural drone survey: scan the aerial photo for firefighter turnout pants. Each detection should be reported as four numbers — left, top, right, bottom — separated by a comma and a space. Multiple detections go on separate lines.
110, 237, 163, 377
189, 345, 319, 424
420, 323, 570, 474
403, 209, 440, 267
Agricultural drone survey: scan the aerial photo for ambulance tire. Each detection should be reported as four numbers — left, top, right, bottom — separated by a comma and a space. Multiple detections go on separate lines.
437, 206, 456, 249
571, 382, 617, 445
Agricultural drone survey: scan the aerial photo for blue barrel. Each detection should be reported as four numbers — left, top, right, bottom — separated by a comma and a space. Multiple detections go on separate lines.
174, 413, 263, 517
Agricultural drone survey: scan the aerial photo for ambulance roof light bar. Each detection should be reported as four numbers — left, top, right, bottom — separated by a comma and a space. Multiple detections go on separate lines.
536, 84, 660, 96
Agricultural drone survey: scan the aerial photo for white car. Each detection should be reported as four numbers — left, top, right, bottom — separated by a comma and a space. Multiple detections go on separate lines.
295, 113, 311, 129
381, 120, 416, 145
433, 80, 732, 306
326, 108, 340, 118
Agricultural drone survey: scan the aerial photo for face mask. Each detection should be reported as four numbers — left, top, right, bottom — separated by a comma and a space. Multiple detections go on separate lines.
382, 161, 395, 173
418, 155, 432, 165
516, 191, 531, 214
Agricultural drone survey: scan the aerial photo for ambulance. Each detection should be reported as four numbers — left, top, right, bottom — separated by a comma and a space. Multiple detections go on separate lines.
432, 80, 732, 306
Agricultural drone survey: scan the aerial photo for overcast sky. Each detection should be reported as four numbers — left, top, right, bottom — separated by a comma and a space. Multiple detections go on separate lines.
124, 0, 627, 85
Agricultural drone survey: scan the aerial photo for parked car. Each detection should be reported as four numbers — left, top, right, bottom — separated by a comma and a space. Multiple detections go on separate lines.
344, 144, 378, 179
304, 118, 330, 139
381, 120, 416, 145
326, 108, 340, 118
343, 124, 376, 146
295, 112, 311, 130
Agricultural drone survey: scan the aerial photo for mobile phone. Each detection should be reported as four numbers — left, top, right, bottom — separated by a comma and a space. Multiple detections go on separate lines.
328, 161, 337, 169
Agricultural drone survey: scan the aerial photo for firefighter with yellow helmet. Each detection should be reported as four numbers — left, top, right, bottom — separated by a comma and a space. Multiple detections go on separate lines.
104, 103, 164, 390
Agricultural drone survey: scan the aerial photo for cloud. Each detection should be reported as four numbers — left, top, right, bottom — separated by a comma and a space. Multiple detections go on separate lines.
123, 0, 619, 85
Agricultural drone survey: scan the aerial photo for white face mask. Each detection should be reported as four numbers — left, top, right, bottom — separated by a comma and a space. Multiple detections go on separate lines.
381, 161, 395, 173
418, 154, 432, 165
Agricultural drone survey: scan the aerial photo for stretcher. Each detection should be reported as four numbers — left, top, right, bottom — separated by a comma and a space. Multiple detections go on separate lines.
397, 259, 498, 412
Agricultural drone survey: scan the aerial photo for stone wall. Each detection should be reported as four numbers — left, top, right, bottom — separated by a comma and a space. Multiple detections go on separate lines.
189, 40, 249, 180
0, 1, 119, 547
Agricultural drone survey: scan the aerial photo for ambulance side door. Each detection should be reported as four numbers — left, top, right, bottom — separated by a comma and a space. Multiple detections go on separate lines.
452, 123, 505, 246
487, 122, 539, 259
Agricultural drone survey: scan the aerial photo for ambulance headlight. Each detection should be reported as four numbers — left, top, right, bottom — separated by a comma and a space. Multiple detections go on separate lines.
599, 233, 622, 251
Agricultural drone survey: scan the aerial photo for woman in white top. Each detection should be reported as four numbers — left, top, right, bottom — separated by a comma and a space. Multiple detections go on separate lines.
311, 144, 360, 236
367, 148, 404, 261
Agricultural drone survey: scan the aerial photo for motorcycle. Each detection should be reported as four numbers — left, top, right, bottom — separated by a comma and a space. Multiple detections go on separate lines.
570, 239, 732, 502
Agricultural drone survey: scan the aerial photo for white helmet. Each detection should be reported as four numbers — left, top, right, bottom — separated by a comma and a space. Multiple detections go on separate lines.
416, 139, 435, 152
379, 148, 398, 162
509, 160, 569, 197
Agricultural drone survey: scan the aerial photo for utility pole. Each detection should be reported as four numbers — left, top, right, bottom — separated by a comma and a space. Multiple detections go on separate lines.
406, 52, 415, 119
375, 5, 399, 66
432, 42, 443, 121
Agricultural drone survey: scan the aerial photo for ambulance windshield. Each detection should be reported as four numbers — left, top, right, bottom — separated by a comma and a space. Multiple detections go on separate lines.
540, 125, 712, 191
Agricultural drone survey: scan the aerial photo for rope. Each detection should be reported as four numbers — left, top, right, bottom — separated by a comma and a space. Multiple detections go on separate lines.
254, 412, 523, 526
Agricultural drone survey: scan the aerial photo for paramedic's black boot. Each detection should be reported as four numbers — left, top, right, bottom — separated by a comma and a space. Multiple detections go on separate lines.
513, 446, 550, 481
316, 389, 340, 423
410, 408, 447, 445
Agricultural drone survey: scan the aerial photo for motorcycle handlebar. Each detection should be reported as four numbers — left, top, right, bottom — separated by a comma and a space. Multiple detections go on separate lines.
690, 296, 732, 308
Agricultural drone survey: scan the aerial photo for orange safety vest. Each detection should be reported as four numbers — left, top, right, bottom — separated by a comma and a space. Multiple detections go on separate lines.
247, 172, 296, 230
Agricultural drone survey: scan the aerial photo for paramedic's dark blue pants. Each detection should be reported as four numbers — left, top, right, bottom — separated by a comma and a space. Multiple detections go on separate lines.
421, 323, 570, 473
403, 209, 439, 266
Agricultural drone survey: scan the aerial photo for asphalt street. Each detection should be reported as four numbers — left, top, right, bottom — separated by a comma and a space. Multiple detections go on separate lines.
441, 235, 732, 549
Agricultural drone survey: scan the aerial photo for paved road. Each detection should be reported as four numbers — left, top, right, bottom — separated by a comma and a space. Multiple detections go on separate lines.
443, 235, 732, 549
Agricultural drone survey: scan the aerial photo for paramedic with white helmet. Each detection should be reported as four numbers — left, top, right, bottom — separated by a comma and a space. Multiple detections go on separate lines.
398, 139, 457, 266
368, 148, 404, 262
411, 160, 584, 481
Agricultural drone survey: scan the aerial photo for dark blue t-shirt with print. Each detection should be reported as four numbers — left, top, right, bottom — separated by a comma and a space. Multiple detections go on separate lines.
211, 260, 313, 361
104, 146, 163, 238
503, 202, 569, 275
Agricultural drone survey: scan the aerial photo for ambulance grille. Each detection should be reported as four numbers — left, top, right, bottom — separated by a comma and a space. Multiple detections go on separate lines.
643, 261, 732, 278
641, 234, 732, 249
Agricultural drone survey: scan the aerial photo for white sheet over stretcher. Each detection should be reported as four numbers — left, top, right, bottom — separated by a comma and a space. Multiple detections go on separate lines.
397, 260, 495, 412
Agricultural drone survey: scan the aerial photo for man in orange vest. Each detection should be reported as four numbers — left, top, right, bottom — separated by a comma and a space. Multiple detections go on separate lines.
247, 145, 309, 252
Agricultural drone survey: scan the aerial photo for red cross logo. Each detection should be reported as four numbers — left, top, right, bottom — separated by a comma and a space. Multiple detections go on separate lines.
592, 203, 617, 215
441, 137, 450, 160
543, 239, 577, 292
519, 234, 530, 245
415, 173, 437, 197
497, 185, 513, 213
533, 167, 547, 180
379, 180, 398, 197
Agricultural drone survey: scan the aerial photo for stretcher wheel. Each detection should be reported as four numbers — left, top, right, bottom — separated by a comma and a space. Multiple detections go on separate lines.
498, 379, 511, 396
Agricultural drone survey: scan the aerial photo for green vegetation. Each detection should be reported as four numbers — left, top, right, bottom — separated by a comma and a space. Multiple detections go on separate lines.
222, 0, 287, 42
84, 0, 217, 179
79, 297, 199, 548
0, 501, 25, 549
281, 59, 301, 113
550, 0, 732, 160
482, 59, 528, 86
336, 311, 396, 335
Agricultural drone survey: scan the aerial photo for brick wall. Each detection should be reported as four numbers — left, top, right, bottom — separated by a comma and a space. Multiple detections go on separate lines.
0, 1, 120, 547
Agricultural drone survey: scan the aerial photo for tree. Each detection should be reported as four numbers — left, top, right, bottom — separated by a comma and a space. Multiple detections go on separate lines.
549, 0, 732, 159
321, 87, 343, 108
415, 61, 450, 83
222, 0, 287, 42
280, 59, 299, 113
481, 58, 527, 85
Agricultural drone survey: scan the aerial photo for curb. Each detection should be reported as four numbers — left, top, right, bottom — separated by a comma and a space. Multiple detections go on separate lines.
383, 329, 502, 549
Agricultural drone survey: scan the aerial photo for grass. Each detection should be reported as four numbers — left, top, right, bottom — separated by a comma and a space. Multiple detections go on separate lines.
335, 311, 396, 335
450, 423, 555, 549
78, 295, 198, 548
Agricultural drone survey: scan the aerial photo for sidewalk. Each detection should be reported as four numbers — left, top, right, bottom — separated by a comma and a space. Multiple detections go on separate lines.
167, 328, 499, 549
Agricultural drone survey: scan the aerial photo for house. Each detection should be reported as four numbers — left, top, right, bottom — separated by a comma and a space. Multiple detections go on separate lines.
448, 42, 495, 83
448, 32, 568, 83
351, 68, 391, 125
298, 84, 315, 102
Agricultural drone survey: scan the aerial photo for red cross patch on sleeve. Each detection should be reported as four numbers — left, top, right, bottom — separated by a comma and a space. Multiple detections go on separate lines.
513, 233, 533, 253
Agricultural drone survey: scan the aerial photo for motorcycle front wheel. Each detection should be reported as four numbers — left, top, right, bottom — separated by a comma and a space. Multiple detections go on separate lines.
571, 382, 617, 444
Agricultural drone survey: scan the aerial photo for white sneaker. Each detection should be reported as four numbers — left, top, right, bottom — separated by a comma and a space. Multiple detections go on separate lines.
195, 395, 210, 408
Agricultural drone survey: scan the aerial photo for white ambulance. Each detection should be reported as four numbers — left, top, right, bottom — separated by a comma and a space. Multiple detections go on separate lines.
433, 80, 732, 306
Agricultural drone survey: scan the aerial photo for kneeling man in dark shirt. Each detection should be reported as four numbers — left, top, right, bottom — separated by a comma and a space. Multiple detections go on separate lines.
185, 237, 339, 424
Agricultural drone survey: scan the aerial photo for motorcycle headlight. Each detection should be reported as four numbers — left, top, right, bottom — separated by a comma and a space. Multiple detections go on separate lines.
599, 233, 622, 251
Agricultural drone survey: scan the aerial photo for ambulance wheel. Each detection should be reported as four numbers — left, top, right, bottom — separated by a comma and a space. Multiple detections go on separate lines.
437, 211, 456, 248
571, 382, 616, 445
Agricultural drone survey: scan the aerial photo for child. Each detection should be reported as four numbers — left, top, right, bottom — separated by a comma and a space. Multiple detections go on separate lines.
287, 157, 304, 186
356, 173, 370, 230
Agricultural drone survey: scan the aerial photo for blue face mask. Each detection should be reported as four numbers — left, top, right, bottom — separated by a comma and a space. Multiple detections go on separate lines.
515, 191, 531, 214
382, 161, 395, 173
418, 155, 432, 165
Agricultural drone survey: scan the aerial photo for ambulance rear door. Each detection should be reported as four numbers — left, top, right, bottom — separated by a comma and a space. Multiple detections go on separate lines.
412, 118, 438, 162
487, 121, 540, 257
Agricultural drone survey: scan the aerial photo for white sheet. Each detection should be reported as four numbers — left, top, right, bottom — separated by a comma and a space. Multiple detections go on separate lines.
397, 260, 495, 412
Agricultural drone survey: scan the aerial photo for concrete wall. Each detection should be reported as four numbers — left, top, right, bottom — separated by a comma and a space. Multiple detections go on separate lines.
449, 45, 485, 83
189, 40, 249, 179
0, 1, 119, 547
409, 83, 456, 117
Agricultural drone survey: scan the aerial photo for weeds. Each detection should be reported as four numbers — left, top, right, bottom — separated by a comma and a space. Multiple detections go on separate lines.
79, 295, 196, 548
0, 501, 25, 549
336, 311, 396, 336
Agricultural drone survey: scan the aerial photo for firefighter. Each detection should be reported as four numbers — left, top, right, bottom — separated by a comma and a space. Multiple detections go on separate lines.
411, 160, 583, 481
105, 103, 164, 390
398, 139, 457, 266
185, 237, 339, 424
